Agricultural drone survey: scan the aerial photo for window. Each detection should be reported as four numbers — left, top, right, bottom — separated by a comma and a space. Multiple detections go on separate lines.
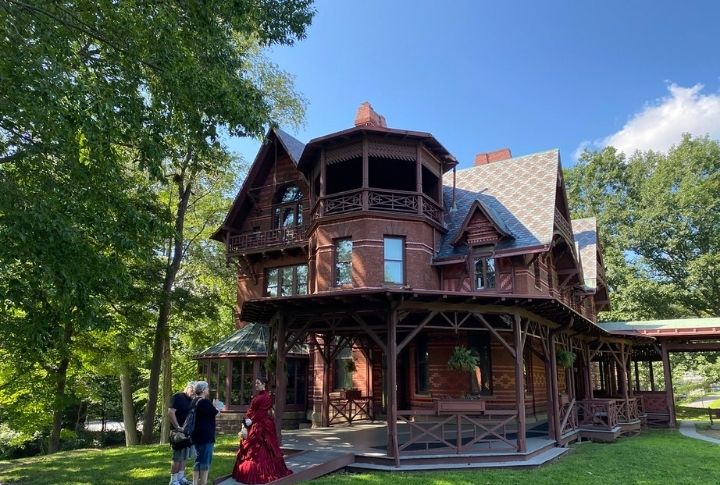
334, 346, 353, 390
231, 360, 255, 405
415, 335, 429, 394
286, 360, 307, 405
474, 257, 496, 290
334, 238, 353, 286
265, 265, 308, 296
469, 333, 492, 395
384, 237, 404, 285
273, 185, 303, 228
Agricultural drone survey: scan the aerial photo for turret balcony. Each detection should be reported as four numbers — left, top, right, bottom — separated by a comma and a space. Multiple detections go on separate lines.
227, 225, 307, 255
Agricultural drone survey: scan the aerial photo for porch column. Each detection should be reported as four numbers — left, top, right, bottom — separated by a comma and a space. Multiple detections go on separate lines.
274, 313, 287, 441
649, 360, 656, 391
619, 344, 630, 422
548, 332, 561, 442
322, 337, 331, 427
387, 306, 400, 466
513, 316, 527, 452
661, 344, 677, 426
634, 360, 640, 392
584, 344, 594, 399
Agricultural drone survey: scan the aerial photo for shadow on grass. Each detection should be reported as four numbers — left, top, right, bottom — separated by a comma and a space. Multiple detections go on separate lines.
0, 435, 240, 485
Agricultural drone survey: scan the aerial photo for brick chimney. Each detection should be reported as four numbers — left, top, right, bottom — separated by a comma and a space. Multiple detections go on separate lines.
475, 148, 512, 166
354, 101, 387, 128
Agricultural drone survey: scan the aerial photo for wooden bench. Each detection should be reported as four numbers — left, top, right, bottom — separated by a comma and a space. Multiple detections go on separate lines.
708, 408, 720, 426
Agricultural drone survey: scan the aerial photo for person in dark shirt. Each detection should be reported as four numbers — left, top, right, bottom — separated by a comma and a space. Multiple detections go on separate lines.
168, 381, 196, 485
190, 381, 219, 485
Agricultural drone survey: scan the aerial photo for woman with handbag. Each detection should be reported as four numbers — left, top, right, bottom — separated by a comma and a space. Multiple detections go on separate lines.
231, 377, 292, 484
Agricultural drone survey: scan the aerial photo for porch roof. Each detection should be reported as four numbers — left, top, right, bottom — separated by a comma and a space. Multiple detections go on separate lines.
239, 289, 652, 343
599, 317, 720, 337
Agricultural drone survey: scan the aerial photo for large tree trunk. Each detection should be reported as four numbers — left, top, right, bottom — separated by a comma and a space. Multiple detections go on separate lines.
48, 321, 74, 453
140, 158, 193, 444
120, 366, 139, 446
160, 334, 172, 444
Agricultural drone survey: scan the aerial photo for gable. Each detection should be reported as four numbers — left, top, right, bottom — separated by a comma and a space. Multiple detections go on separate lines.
452, 199, 513, 247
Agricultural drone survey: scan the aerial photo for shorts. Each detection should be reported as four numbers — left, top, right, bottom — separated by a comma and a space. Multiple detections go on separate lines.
194, 443, 214, 471
172, 444, 196, 462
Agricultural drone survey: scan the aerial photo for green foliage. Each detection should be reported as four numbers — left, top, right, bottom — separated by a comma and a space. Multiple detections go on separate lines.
447, 346, 479, 373
556, 350, 576, 368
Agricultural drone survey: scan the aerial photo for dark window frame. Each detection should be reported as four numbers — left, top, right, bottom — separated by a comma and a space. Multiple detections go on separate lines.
333, 346, 353, 391
333, 238, 353, 287
474, 256, 496, 290
272, 185, 304, 229
383, 236, 405, 286
469, 332, 493, 396
265, 264, 308, 297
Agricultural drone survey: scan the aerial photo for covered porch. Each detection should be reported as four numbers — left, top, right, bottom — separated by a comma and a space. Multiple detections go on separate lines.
241, 289, 651, 466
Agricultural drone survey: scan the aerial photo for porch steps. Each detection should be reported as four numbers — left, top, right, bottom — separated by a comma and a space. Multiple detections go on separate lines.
214, 449, 355, 485
348, 446, 569, 472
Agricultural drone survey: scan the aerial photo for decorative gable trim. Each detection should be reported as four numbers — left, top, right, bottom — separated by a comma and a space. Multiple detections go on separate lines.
452, 200, 513, 247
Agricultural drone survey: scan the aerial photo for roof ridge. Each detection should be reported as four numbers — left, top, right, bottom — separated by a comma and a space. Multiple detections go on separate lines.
454, 148, 559, 174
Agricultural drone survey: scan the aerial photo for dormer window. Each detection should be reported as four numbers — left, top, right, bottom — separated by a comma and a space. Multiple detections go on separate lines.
273, 185, 303, 228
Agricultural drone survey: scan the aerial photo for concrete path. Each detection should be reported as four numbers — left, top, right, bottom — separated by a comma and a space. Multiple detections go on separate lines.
679, 421, 720, 445
683, 393, 720, 408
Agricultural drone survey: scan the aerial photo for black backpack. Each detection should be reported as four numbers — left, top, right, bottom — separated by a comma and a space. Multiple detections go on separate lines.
170, 397, 199, 450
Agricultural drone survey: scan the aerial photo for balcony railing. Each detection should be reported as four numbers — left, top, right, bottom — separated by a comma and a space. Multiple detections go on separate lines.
314, 188, 444, 225
227, 225, 307, 254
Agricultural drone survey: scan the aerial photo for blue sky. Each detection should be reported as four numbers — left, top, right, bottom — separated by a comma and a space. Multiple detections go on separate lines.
229, 0, 720, 170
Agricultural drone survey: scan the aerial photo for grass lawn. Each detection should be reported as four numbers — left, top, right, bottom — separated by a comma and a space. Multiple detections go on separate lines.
1, 430, 719, 485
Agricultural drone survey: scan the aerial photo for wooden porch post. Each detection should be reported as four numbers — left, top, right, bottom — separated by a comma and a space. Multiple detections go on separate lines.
620, 344, 630, 420
584, 343, 594, 399
513, 315, 527, 452
634, 360, 640, 392
387, 305, 400, 466
274, 313, 287, 441
649, 360, 656, 392
661, 344, 677, 426
322, 337, 331, 427
548, 331, 561, 442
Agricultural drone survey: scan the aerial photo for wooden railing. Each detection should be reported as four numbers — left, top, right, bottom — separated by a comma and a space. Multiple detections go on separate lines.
397, 404, 519, 454
329, 396, 373, 425
616, 398, 640, 422
315, 188, 444, 225
559, 399, 578, 435
637, 392, 671, 426
577, 399, 619, 430
227, 225, 307, 253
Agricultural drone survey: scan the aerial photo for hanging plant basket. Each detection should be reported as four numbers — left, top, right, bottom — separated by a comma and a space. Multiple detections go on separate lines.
344, 358, 357, 373
447, 346, 479, 373
556, 350, 576, 368
264, 352, 277, 374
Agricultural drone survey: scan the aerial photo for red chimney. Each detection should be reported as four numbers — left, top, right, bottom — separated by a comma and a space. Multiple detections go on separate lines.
475, 148, 512, 166
354, 101, 387, 128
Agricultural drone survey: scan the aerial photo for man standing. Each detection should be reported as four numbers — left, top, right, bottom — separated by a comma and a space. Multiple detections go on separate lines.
168, 381, 196, 485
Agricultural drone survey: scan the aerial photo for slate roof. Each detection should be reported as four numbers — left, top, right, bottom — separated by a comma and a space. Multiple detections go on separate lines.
194, 323, 308, 358
438, 149, 560, 259
572, 218, 598, 289
274, 127, 305, 164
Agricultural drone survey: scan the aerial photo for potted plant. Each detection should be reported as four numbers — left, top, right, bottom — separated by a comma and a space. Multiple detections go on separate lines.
344, 358, 357, 373
447, 346, 479, 373
556, 349, 576, 368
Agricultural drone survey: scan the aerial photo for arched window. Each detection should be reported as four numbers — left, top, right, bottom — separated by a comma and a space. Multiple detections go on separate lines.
273, 185, 303, 228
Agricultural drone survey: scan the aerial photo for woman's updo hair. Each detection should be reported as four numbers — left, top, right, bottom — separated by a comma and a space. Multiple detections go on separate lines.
258, 376, 269, 386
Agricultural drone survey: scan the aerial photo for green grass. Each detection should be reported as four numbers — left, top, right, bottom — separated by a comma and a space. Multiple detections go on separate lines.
1, 430, 719, 485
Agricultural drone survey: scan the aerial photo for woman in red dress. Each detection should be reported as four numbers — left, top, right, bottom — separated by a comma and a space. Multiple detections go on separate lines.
232, 377, 292, 484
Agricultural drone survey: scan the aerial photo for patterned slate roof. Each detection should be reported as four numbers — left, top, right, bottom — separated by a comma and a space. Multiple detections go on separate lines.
572, 217, 598, 289
274, 127, 305, 165
439, 149, 560, 258
195, 323, 308, 358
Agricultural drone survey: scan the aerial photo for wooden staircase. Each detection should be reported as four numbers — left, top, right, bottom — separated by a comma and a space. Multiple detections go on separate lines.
214, 450, 355, 485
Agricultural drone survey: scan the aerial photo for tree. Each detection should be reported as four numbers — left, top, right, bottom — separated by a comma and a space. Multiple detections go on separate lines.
1, 0, 314, 450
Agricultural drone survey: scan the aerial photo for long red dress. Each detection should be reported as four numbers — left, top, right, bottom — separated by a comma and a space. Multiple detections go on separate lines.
231, 390, 292, 484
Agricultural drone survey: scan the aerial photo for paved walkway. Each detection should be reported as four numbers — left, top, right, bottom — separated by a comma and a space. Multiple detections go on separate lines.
679, 421, 720, 444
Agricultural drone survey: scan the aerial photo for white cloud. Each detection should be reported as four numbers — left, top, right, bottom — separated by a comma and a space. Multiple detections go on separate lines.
578, 83, 720, 157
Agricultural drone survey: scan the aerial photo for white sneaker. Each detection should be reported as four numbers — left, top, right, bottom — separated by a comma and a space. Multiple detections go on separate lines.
178, 477, 192, 485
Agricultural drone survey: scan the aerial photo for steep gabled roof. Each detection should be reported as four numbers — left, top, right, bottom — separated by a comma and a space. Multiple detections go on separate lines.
438, 149, 560, 259
211, 127, 305, 242
572, 217, 598, 289
194, 323, 308, 359
451, 199, 514, 246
